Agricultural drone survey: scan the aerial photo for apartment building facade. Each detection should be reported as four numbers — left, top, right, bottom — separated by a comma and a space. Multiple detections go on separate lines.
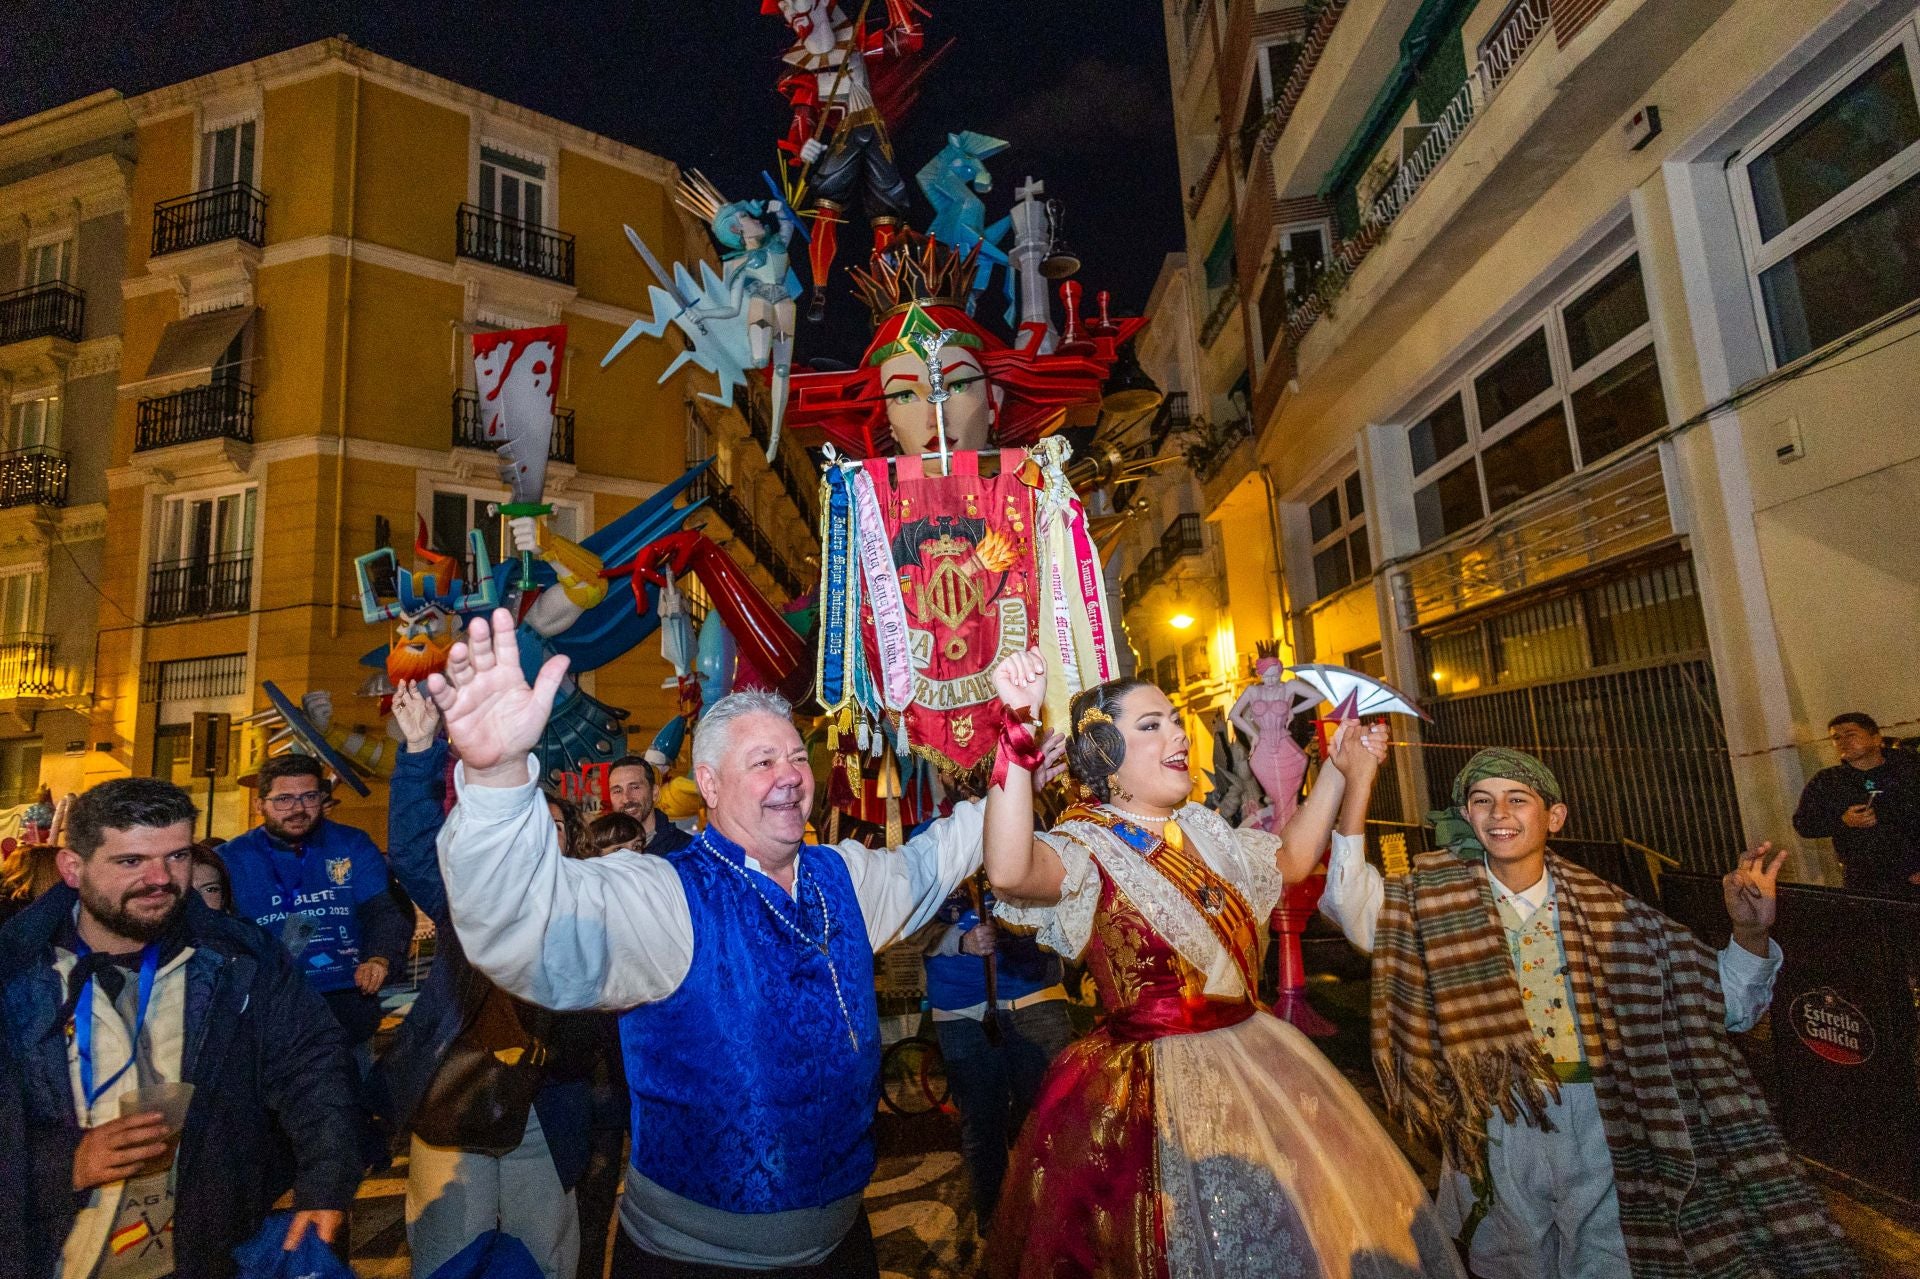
1153, 0, 1920, 878
0, 39, 818, 838
0, 94, 127, 805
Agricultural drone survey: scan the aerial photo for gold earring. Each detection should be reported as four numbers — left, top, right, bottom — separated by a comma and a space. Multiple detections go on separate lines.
1110, 782, 1134, 803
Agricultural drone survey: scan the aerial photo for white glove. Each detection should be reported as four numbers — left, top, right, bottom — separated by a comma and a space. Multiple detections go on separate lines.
800, 138, 826, 164
508, 516, 542, 554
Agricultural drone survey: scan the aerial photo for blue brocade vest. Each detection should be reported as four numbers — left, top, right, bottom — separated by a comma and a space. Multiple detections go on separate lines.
618, 829, 881, 1214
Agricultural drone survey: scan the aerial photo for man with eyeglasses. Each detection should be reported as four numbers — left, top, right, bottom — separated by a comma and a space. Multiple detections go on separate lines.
221, 755, 411, 1091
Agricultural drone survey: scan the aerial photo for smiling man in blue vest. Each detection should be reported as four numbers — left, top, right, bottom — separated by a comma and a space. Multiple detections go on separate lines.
425, 609, 1020, 1277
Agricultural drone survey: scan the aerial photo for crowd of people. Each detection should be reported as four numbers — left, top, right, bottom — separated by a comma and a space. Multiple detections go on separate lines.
0, 609, 1883, 1278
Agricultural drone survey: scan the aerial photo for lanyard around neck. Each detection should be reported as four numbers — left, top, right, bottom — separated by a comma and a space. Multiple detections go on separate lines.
74, 942, 160, 1108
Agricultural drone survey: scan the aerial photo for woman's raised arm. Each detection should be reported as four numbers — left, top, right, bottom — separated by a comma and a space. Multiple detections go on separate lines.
984, 648, 1068, 902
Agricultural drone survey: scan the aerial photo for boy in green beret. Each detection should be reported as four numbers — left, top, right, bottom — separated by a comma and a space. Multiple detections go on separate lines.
1321, 747, 1853, 1278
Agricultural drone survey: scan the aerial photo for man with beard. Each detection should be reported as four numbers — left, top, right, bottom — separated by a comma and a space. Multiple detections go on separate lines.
0, 778, 359, 1279
220, 756, 410, 1098
424, 609, 1046, 1277
606, 756, 692, 856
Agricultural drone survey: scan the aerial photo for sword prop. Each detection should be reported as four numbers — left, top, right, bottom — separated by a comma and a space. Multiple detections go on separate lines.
792, 0, 879, 210
620, 224, 709, 340
910, 325, 959, 473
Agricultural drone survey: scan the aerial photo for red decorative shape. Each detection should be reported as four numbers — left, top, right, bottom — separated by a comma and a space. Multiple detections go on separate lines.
1269, 871, 1337, 1037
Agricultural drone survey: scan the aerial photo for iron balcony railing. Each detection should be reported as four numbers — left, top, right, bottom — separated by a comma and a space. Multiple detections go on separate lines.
451, 390, 576, 463
0, 447, 68, 509
685, 467, 808, 599
147, 550, 254, 623
152, 183, 267, 257
0, 282, 84, 345
1150, 392, 1192, 451
1160, 512, 1206, 562
456, 204, 576, 285
135, 380, 254, 452
1283, 0, 1549, 349
0, 634, 60, 699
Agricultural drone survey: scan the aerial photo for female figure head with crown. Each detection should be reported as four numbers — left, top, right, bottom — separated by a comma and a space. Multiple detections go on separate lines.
784, 237, 1128, 459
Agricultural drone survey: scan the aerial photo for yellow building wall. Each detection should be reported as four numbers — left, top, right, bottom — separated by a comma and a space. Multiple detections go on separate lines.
564, 312, 687, 484
561, 150, 684, 317
255, 255, 344, 443
125, 113, 193, 276
262, 75, 348, 242
342, 261, 464, 450
353, 80, 469, 260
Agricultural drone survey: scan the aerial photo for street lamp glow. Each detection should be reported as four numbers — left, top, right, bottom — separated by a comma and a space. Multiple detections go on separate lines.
1169, 611, 1195, 630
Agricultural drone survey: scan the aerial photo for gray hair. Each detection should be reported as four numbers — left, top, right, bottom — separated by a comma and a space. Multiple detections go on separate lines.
691, 689, 796, 774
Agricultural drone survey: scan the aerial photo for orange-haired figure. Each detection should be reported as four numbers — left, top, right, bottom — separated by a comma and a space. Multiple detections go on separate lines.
384, 519, 465, 686
784, 237, 1143, 459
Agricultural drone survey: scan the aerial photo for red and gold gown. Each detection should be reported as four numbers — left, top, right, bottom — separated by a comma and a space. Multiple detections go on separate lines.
988, 804, 1463, 1279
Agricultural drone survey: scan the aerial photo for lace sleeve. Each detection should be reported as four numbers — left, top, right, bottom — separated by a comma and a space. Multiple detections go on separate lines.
1229, 826, 1287, 919
992, 830, 1100, 962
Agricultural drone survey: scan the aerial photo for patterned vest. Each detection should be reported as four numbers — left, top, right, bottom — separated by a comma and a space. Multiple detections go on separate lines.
1497, 884, 1589, 1081
617, 831, 880, 1213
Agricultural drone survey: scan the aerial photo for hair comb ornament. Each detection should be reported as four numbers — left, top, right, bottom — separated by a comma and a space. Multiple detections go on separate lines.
1075, 706, 1114, 735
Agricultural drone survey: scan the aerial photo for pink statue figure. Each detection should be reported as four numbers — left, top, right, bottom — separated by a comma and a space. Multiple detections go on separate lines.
1227, 643, 1321, 833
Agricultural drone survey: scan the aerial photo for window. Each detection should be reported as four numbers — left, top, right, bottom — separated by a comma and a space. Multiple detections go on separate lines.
0, 739, 40, 808
480, 147, 548, 226
8, 393, 60, 452
201, 119, 256, 189
24, 237, 71, 287
430, 487, 579, 582
1306, 468, 1370, 602
1256, 223, 1329, 352
157, 487, 257, 567
0, 572, 43, 636
1404, 250, 1667, 547
1238, 40, 1304, 163
1733, 29, 1920, 366
1202, 217, 1237, 294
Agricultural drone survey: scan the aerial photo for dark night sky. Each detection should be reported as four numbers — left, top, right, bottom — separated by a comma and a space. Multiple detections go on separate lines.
2, 1, 1184, 356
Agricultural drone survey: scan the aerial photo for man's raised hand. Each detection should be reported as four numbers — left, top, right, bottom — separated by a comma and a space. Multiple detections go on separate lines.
425, 608, 569, 787
1724, 840, 1789, 956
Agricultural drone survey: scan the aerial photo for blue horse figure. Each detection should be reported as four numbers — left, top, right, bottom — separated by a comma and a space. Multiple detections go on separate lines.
917, 131, 1014, 320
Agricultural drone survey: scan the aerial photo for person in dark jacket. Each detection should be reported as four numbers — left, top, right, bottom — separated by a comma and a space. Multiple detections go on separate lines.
381, 681, 602, 1279
1792, 712, 1920, 894
605, 756, 692, 856
0, 777, 359, 1279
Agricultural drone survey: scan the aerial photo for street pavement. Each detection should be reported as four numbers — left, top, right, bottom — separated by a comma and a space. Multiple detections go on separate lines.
352, 932, 1920, 1277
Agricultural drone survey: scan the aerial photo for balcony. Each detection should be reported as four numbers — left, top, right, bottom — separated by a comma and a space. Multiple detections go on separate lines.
0, 635, 60, 700
147, 550, 254, 623
1283, 0, 1552, 351
1149, 392, 1193, 452
135, 380, 254, 452
0, 282, 84, 346
1160, 512, 1206, 562
456, 205, 575, 285
686, 468, 809, 600
0, 447, 68, 509
452, 390, 575, 463
152, 183, 267, 257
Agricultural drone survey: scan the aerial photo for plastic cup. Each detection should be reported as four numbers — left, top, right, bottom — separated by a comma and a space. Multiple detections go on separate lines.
118, 1081, 194, 1174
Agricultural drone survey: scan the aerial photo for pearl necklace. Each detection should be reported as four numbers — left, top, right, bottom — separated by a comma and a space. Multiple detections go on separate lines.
1102, 803, 1176, 826
699, 835, 863, 1051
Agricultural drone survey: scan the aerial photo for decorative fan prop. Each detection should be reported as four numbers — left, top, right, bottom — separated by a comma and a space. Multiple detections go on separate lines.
1289, 664, 1428, 722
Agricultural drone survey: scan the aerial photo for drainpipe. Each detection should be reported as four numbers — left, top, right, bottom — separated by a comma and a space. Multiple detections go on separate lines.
329, 66, 361, 638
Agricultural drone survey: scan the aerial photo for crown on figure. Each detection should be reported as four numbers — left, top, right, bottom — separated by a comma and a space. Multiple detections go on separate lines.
850, 235, 982, 329
1254, 640, 1282, 662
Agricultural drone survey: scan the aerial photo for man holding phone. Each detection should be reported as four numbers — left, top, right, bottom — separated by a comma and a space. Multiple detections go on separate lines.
1793, 712, 1920, 894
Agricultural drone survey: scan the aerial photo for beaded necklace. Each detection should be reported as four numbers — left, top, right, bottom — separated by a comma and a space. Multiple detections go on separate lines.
1101, 803, 1189, 853
698, 832, 863, 1051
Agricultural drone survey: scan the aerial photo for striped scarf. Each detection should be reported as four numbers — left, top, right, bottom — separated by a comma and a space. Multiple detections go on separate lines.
1373, 850, 1855, 1277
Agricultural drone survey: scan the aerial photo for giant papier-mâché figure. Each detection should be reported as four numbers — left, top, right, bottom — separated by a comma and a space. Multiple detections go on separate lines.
602, 172, 803, 460
767, 0, 945, 321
